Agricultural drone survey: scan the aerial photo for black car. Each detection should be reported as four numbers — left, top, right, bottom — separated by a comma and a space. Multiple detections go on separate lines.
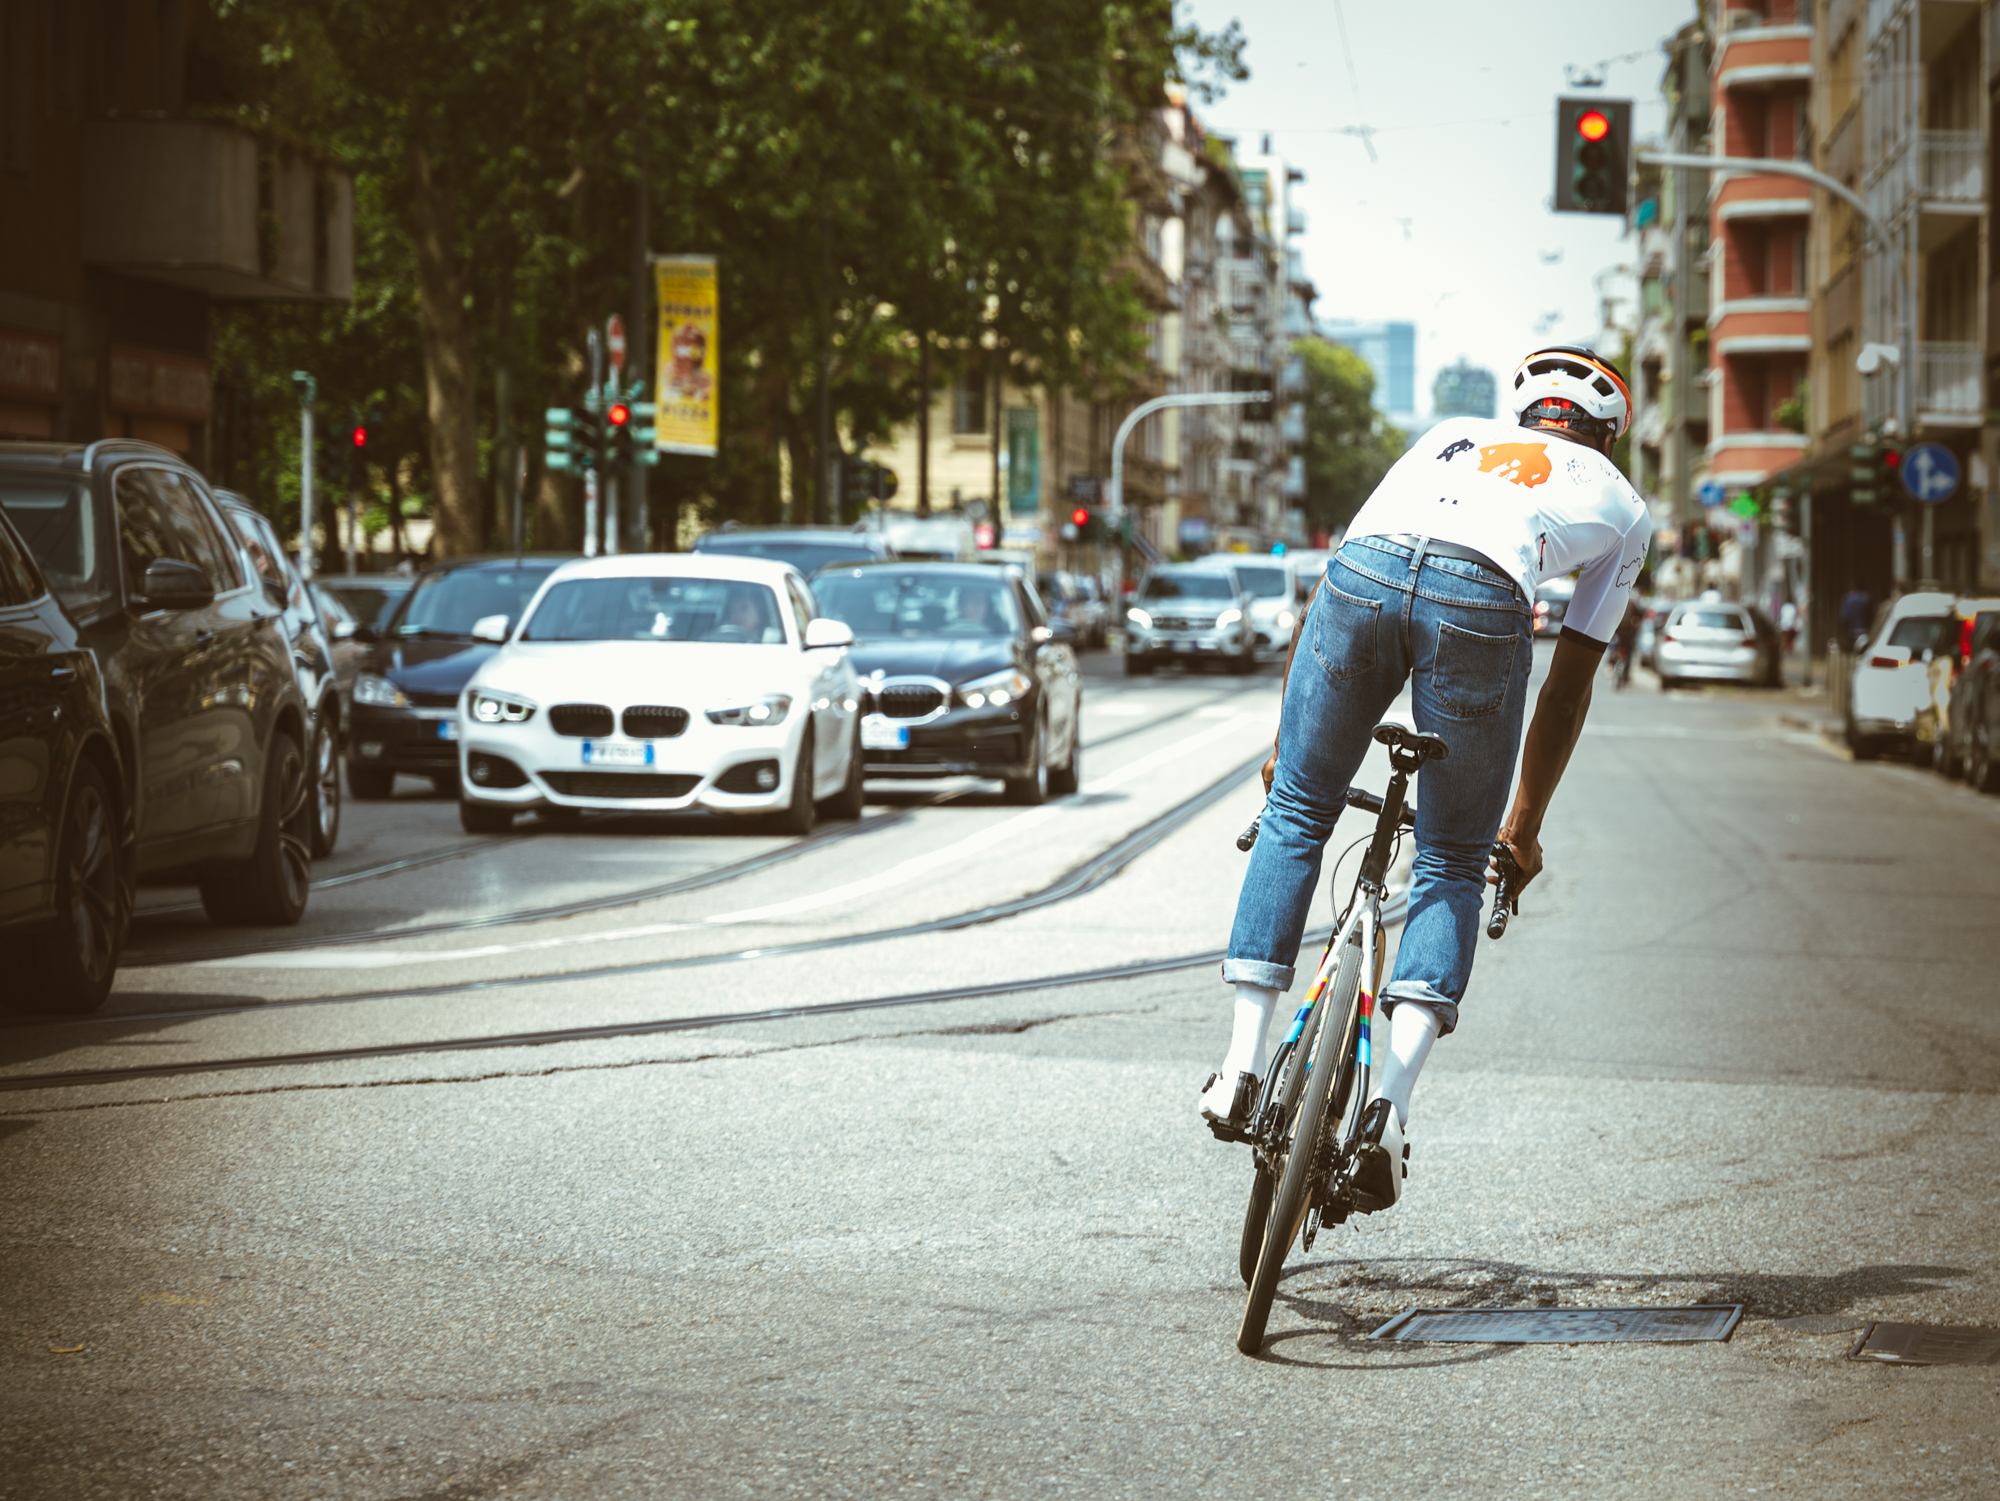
0, 440, 312, 927
316, 575, 411, 630
0, 503, 129, 1011
812, 562, 1082, 802
216, 493, 345, 858
693, 525, 892, 578
346, 555, 571, 799
1963, 617, 2000, 792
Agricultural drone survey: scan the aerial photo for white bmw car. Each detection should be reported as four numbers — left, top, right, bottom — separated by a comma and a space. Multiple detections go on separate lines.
455, 554, 863, 834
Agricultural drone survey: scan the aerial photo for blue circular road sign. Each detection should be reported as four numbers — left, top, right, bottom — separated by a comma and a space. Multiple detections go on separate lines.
1901, 443, 1960, 505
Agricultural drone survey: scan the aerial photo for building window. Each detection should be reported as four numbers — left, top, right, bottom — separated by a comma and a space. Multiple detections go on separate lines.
952, 364, 986, 435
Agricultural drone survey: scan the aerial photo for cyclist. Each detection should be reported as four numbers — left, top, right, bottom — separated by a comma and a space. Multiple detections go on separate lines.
1200, 344, 1651, 1212
1610, 595, 1643, 688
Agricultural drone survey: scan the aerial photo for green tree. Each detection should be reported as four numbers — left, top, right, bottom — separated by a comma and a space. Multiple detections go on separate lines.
1297, 338, 1405, 534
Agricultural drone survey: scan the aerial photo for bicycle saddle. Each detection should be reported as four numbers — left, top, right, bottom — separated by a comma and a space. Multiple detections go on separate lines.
1372, 721, 1450, 764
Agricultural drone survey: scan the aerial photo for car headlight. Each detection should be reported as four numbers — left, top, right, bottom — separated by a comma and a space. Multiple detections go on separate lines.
469, 691, 536, 724
354, 673, 407, 708
1216, 608, 1243, 629
1277, 609, 1296, 630
1126, 607, 1152, 631
706, 694, 792, 726
957, 667, 1034, 710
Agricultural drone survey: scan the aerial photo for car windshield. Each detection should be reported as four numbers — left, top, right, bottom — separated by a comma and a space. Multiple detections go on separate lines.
392, 565, 558, 638
521, 576, 786, 643
1143, 573, 1233, 601
1230, 566, 1289, 598
814, 570, 1022, 639
698, 536, 874, 577
322, 580, 410, 626
1677, 609, 1745, 631
0, 475, 109, 612
1886, 615, 1951, 653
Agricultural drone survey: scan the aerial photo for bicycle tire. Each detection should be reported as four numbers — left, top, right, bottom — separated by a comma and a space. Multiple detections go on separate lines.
1235, 938, 1336, 1286
1237, 936, 1364, 1354
1237, 1166, 1273, 1286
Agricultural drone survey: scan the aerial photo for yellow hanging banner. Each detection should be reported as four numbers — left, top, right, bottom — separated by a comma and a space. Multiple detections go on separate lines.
653, 255, 719, 456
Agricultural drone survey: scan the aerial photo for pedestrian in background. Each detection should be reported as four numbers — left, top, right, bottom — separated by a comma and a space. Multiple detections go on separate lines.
1839, 587, 1873, 649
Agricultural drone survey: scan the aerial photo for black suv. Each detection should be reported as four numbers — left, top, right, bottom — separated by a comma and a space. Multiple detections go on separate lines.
0, 502, 130, 1010
0, 441, 315, 927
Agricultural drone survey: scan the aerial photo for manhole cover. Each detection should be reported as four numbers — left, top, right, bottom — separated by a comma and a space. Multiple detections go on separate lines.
1370, 1305, 1743, 1344
1848, 1322, 2000, 1366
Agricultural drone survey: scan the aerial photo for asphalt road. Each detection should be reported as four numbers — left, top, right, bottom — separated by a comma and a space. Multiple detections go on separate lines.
4, 645, 1998, 1499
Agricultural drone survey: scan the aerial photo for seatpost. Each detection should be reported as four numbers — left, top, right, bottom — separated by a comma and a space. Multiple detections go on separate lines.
1359, 744, 1424, 889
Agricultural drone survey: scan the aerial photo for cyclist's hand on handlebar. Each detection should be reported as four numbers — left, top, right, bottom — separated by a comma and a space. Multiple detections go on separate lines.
1490, 829, 1543, 893
1261, 745, 1277, 795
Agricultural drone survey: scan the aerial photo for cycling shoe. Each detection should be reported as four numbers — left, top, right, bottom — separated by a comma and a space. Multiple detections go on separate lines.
1350, 1098, 1407, 1213
1199, 1070, 1259, 1134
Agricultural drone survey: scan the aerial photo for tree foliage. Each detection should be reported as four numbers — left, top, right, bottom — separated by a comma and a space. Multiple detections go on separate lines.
1296, 339, 1406, 534
192, 0, 1245, 554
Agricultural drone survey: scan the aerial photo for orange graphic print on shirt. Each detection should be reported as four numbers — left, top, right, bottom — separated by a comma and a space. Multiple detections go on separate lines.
1476, 442, 1552, 488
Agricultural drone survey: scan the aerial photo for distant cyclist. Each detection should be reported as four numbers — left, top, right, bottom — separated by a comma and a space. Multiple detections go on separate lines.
1610, 595, 1643, 688
1201, 345, 1651, 1212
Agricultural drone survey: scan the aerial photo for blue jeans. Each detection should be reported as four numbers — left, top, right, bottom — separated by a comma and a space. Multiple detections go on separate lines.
1223, 538, 1534, 1034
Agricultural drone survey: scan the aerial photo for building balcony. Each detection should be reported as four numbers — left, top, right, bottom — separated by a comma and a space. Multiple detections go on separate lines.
80, 121, 352, 302
1918, 342, 1982, 427
1920, 131, 1984, 206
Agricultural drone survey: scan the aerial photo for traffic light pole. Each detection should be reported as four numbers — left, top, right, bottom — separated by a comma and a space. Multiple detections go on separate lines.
290, 372, 316, 581
1107, 389, 1274, 521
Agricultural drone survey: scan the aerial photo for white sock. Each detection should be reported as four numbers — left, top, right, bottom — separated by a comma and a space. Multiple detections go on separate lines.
1220, 983, 1280, 1080
1370, 1001, 1441, 1129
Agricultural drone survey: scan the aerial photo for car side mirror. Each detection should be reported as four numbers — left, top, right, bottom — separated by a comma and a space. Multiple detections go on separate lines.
1045, 618, 1078, 644
138, 557, 214, 611
333, 619, 358, 640
471, 614, 511, 642
804, 617, 854, 649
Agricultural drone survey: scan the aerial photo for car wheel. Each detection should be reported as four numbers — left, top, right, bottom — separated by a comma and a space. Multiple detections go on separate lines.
768, 728, 817, 836
200, 731, 312, 926
309, 715, 342, 858
1124, 653, 1153, 677
1973, 729, 2000, 793
460, 798, 515, 834
14, 759, 125, 1014
1047, 718, 1081, 796
1933, 734, 1957, 778
818, 722, 866, 821
1004, 712, 1050, 806
347, 761, 395, 800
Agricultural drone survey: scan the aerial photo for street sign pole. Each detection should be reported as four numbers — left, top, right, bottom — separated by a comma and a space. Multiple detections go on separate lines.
1901, 442, 1961, 585
291, 372, 316, 580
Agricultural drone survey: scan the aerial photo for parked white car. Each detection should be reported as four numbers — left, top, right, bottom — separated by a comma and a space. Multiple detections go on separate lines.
1845, 589, 1956, 762
456, 554, 863, 834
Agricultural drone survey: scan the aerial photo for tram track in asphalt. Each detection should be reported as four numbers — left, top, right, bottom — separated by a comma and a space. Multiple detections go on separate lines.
0, 744, 1352, 1081
120, 679, 1275, 966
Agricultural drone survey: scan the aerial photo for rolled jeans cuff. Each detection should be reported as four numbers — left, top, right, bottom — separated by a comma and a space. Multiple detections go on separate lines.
1221, 956, 1295, 992
1380, 980, 1460, 1037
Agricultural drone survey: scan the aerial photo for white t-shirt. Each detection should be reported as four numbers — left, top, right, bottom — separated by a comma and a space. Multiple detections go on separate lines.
1344, 416, 1652, 643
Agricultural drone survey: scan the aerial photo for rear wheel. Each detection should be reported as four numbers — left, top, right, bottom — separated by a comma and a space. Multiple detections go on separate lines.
347, 761, 395, 800
768, 729, 817, 836
308, 714, 342, 858
1239, 938, 1363, 1356
200, 731, 311, 926
819, 723, 866, 820
460, 799, 514, 834
1972, 727, 2000, 793
14, 759, 125, 1014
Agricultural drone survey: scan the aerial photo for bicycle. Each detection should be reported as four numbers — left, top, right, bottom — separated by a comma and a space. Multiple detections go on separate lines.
1222, 720, 1522, 1355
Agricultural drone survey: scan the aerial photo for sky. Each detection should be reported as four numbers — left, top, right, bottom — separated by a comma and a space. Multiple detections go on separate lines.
1184, 0, 1698, 424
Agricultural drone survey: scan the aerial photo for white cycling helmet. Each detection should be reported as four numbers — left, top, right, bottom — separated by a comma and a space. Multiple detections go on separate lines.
1507, 344, 1632, 442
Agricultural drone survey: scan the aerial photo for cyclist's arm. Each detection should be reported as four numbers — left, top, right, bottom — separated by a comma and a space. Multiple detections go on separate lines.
1494, 629, 1600, 892
1262, 579, 1319, 792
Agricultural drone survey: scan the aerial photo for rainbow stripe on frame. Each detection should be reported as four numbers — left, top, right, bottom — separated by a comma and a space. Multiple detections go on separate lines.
1358, 990, 1375, 1067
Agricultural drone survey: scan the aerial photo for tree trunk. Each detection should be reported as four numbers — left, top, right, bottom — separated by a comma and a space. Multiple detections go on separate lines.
409, 147, 483, 557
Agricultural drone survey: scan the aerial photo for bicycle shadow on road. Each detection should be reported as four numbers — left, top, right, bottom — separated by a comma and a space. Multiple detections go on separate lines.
1246, 1253, 1972, 1367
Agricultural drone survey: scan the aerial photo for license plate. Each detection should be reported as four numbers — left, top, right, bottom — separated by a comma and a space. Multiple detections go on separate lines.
437, 720, 460, 740
1172, 640, 1194, 652
861, 715, 910, 750
582, 739, 654, 766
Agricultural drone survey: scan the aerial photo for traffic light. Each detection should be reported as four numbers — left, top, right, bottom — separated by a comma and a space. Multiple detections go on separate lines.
1850, 441, 1902, 505
606, 400, 633, 465
630, 402, 659, 467
1554, 97, 1632, 216
1770, 486, 1795, 535
546, 407, 577, 473
348, 413, 369, 487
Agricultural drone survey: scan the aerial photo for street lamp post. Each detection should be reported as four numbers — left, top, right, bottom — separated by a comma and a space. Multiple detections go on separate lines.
290, 372, 317, 581
1107, 389, 1274, 581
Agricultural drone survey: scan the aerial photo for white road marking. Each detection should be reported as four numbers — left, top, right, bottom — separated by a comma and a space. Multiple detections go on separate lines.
191, 712, 1269, 972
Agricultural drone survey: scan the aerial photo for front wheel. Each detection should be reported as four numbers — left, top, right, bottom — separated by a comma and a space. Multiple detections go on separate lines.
768, 729, 817, 836
1003, 712, 1049, 805
13, 759, 126, 1014
1972, 729, 2000, 794
818, 723, 866, 820
200, 732, 311, 926
309, 714, 341, 858
1238, 938, 1363, 1356
1046, 718, 1081, 796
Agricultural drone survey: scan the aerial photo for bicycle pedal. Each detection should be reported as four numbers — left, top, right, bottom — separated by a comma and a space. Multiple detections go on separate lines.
1205, 1119, 1256, 1145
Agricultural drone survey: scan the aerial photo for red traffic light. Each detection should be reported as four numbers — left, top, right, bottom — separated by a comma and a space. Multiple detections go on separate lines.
607, 403, 631, 427
1883, 447, 1901, 468
1575, 109, 1610, 142
350, 425, 367, 448
1071, 506, 1090, 527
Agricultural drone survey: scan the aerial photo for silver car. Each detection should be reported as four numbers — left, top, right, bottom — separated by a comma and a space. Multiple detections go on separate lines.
1192, 556, 1296, 657
1124, 565, 1256, 674
1655, 599, 1779, 688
